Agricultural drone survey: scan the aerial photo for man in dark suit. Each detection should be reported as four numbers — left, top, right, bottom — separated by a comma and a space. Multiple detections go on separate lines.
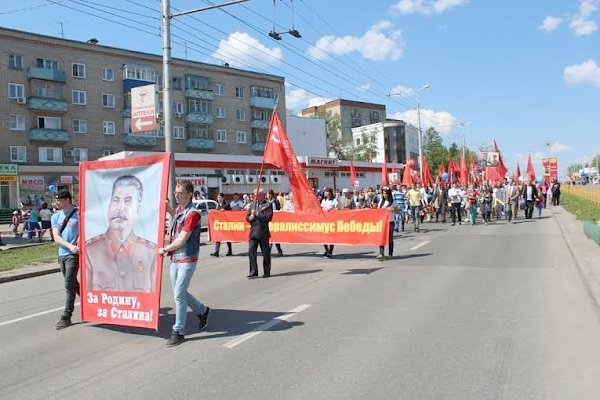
210, 193, 232, 257
523, 179, 538, 219
246, 189, 273, 278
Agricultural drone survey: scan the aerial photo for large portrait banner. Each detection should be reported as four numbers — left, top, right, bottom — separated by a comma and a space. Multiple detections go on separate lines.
79, 153, 170, 330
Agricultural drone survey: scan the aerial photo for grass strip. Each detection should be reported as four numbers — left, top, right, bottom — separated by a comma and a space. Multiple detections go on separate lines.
561, 192, 600, 222
0, 243, 58, 271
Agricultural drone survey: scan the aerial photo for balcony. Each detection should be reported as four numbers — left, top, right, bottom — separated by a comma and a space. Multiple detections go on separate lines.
250, 119, 270, 129
186, 112, 214, 125
251, 141, 266, 153
250, 96, 276, 109
186, 138, 215, 151
184, 89, 213, 100
26, 67, 66, 82
27, 96, 68, 113
28, 128, 69, 143
123, 133, 157, 147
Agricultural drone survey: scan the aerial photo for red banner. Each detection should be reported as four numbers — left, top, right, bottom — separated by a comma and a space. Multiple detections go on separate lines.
542, 157, 558, 182
79, 153, 170, 330
209, 209, 390, 246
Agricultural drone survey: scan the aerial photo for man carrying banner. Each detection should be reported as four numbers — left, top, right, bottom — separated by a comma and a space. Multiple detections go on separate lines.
51, 190, 80, 330
85, 175, 156, 293
159, 180, 210, 347
246, 189, 273, 278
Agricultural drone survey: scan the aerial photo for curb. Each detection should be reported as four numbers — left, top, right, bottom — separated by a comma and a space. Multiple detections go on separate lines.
0, 265, 60, 284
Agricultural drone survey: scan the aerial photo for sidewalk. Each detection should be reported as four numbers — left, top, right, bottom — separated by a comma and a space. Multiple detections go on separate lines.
0, 224, 210, 283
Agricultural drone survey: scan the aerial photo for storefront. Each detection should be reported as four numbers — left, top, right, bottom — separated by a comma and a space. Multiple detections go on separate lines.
0, 164, 19, 209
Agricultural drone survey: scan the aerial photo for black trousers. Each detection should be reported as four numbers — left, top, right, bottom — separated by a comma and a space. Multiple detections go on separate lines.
59, 255, 79, 318
248, 237, 271, 276
379, 222, 395, 256
451, 203, 462, 223
525, 200, 534, 219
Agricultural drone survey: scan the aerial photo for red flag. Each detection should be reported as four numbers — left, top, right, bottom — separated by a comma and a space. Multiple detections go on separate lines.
513, 162, 521, 183
437, 161, 446, 181
469, 154, 479, 185
381, 160, 389, 187
526, 154, 536, 182
459, 151, 468, 186
493, 139, 508, 178
421, 155, 434, 186
448, 156, 460, 184
349, 160, 358, 187
263, 113, 322, 213
402, 159, 415, 185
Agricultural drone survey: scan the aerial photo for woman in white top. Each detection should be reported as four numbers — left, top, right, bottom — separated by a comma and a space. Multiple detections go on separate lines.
377, 187, 397, 259
320, 188, 338, 258
39, 202, 53, 241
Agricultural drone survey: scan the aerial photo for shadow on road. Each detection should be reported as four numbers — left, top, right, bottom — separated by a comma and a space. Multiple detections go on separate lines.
269, 269, 322, 277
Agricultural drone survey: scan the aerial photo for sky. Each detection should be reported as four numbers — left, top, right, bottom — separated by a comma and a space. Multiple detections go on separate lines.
2, 0, 600, 177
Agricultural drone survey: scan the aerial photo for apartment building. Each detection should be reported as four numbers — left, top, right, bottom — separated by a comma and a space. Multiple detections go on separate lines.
301, 99, 386, 141
0, 27, 285, 209
351, 120, 409, 165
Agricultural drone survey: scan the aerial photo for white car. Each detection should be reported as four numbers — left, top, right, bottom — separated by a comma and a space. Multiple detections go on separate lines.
192, 199, 219, 229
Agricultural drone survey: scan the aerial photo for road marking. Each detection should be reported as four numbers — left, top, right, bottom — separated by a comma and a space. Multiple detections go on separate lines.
410, 240, 431, 251
0, 302, 81, 327
223, 304, 311, 349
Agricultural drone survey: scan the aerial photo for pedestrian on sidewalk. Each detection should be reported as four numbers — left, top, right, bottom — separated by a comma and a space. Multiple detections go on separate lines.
159, 180, 210, 347
51, 190, 80, 330
39, 203, 53, 241
27, 206, 41, 242
10, 210, 23, 238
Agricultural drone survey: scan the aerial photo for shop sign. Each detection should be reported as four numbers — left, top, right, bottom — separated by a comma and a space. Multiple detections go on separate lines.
60, 175, 74, 184
306, 157, 337, 168
0, 164, 19, 175
20, 175, 45, 190
0, 176, 17, 182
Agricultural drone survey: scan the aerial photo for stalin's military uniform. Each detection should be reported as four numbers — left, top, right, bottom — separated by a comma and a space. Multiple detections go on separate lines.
86, 230, 156, 292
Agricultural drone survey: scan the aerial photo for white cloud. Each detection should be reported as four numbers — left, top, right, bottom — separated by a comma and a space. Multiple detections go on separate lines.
390, 108, 457, 134
285, 88, 330, 111
570, 0, 598, 36
211, 32, 283, 68
539, 16, 563, 31
356, 83, 371, 92
548, 142, 574, 153
307, 21, 404, 61
389, 85, 415, 96
389, 0, 467, 15
564, 59, 600, 87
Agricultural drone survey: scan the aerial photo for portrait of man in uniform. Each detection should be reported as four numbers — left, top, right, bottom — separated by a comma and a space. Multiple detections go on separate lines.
85, 175, 157, 292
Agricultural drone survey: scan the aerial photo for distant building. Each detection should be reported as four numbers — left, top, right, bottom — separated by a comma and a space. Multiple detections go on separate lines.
286, 116, 327, 158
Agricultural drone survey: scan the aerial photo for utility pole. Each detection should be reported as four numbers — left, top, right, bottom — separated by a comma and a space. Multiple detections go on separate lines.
162, 0, 250, 207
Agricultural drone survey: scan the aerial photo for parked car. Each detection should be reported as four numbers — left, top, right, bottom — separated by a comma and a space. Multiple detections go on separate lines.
192, 199, 219, 229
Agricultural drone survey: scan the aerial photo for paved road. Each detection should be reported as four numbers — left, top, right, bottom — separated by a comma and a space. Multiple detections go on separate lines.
1, 210, 600, 399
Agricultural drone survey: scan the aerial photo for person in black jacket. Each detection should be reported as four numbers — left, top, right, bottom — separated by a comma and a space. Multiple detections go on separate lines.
246, 189, 273, 278
267, 189, 283, 256
210, 193, 232, 257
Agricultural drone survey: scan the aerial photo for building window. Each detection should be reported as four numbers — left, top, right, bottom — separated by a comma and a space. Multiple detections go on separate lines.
235, 86, 245, 98
8, 54, 23, 70
236, 109, 246, 121
252, 109, 272, 121
8, 83, 25, 99
216, 129, 227, 142
185, 75, 211, 90
73, 119, 87, 133
72, 90, 87, 105
72, 148, 88, 163
123, 64, 157, 82
215, 83, 224, 96
173, 102, 184, 115
215, 106, 226, 119
173, 126, 185, 139
189, 124, 210, 139
236, 130, 247, 144
102, 67, 114, 81
102, 120, 116, 135
37, 116, 61, 129
39, 147, 62, 163
10, 146, 26, 162
157, 124, 164, 138
36, 58, 59, 69
33, 81, 63, 99
72, 63, 86, 78
188, 99, 211, 114
250, 85, 275, 98
172, 76, 183, 90
9, 114, 25, 131
102, 93, 115, 108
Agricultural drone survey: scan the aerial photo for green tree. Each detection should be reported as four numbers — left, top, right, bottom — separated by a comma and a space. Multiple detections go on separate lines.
315, 111, 352, 160
448, 142, 460, 161
422, 127, 448, 174
353, 130, 378, 161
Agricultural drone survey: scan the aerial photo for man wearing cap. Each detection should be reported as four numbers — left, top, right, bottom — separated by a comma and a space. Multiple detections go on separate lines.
339, 188, 355, 209
85, 175, 156, 293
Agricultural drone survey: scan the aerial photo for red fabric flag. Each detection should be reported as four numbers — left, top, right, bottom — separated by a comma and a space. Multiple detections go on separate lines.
437, 161, 446, 180
448, 156, 460, 184
263, 113, 322, 213
469, 154, 479, 185
493, 139, 508, 178
402, 159, 415, 185
349, 160, 358, 187
421, 155, 434, 186
381, 160, 389, 187
513, 162, 521, 183
459, 151, 468, 186
526, 154, 536, 182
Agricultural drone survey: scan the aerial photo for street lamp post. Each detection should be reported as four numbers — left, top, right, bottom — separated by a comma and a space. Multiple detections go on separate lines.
415, 84, 430, 180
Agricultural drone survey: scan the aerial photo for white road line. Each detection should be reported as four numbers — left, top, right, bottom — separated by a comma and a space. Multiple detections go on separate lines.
409, 240, 431, 251
223, 304, 311, 349
0, 302, 81, 327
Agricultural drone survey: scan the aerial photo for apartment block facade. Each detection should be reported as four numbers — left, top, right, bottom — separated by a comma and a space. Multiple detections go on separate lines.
0, 27, 285, 209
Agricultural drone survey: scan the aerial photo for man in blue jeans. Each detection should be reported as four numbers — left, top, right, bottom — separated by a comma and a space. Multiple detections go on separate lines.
51, 190, 80, 329
159, 180, 210, 347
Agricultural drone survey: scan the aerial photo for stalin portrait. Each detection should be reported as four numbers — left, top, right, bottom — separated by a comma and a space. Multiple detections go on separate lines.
86, 175, 157, 293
